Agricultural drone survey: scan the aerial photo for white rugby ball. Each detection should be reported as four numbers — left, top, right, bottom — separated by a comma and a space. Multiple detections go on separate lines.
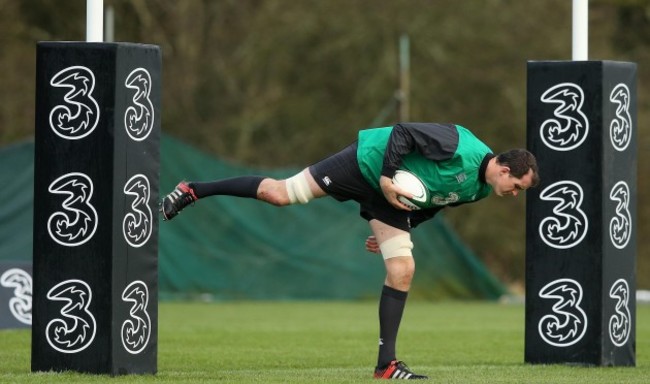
392, 170, 429, 210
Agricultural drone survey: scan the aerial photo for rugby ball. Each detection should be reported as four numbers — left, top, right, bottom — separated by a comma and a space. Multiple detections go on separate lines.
392, 170, 429, 210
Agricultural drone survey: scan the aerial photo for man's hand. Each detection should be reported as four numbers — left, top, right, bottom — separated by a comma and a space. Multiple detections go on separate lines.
379, 175, 413, 211
365, 235, 381, 254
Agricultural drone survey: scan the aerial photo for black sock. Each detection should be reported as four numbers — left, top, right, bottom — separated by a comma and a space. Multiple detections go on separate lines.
189, 176, 265, 199
377, 285, 408, 369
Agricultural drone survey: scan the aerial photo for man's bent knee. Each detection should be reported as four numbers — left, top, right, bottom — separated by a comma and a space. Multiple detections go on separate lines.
379, 234, 413, 260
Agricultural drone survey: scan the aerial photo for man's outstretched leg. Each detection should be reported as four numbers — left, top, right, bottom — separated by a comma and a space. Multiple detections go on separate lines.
369, 220, 428, 380
160, 169, 325, 220
159, 176, 263, 221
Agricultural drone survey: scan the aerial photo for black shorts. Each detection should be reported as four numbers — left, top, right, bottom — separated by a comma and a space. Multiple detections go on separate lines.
308, 142, 443, 231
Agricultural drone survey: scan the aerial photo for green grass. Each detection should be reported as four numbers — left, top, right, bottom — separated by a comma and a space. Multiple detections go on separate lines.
1, 301, 649, 383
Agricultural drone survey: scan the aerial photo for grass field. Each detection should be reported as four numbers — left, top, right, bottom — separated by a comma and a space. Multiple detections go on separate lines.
1, 301, 648, 383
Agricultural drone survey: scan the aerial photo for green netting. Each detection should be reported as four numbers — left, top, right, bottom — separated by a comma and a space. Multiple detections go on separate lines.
0, 141, 34, 261
0, 136, 506, 300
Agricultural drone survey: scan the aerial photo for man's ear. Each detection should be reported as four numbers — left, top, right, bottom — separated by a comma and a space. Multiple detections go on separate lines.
499, 165, 511, 175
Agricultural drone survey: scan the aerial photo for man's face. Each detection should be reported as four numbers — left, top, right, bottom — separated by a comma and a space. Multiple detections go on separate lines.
493, 168, 535, 197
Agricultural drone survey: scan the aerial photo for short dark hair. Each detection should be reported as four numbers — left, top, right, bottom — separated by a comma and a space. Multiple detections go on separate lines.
496, 149, 540, 187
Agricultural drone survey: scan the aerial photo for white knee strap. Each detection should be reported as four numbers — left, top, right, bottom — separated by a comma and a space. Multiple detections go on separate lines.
286, 172, 314, 204
379, 234, 414, 260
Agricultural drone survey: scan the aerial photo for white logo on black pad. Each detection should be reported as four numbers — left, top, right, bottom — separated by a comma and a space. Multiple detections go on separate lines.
45, 279, 96, 353
0, 268, 32, 325
124, 68, 154, 141
123, 174, 153, 248
47, 172, 98, 247
609, 181, 631, 250
609, 278, 631, 347
540, 83, 589, 151
49, 66, 100, 140
538, 181, 588, 249
121, 280, 152, 354
609, 83, 632, 152
538, 278, 588, 347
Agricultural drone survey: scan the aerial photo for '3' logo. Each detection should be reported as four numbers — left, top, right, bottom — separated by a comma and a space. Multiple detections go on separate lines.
46, 279, 96, 353
124, 68, 154, 141
49, 66, 100, 140
121, 281, 152, 354
609, 181, 632, 250
540, 83, 589, 151
0, 268, 32, 325
122, 174, 153, 248
609, 83, 632, 152
538, 278, 588, 347
538, 181, 588, 249
609, 279, 631, 347
47, 172, 98, 247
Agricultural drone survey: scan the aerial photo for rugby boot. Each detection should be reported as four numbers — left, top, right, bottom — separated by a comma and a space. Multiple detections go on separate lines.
160, 182, 198, 221
374, 360, 428, 380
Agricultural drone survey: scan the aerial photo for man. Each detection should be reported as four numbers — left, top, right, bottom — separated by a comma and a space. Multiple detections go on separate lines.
160, 122, 539, 380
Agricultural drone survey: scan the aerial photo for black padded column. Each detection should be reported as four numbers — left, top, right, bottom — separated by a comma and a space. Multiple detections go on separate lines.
32, 42, 161, 374
525, 61, 636, 366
